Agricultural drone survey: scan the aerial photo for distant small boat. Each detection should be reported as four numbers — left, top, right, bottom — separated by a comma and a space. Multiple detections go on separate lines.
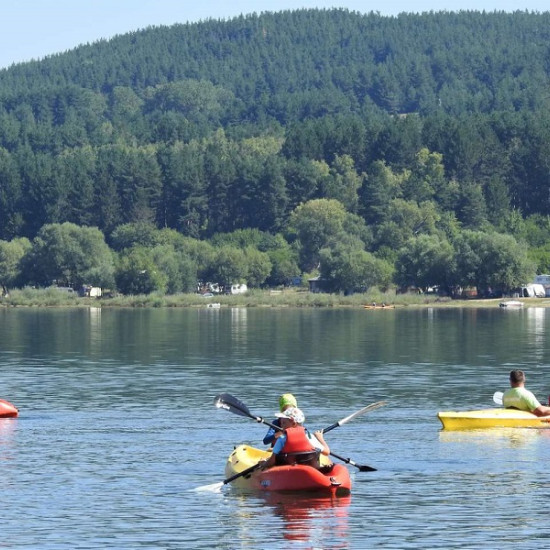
207, 302, 221, 309
364, 304, 394, 310
0, 399, 18, 418
499, 300, 524, 308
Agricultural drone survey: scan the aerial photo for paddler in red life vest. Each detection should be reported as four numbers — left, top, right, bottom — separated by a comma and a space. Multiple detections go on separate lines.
260, 406, 330, 470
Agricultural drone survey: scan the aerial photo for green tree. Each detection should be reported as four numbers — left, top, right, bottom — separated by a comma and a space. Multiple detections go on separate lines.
0, 237, 31, 293
527, 243, 550, 275
212, 230, 300, 287
145, 80, 236, 129
111, 86, 144, 128
149, 244, 198, 294
359, 160, 404, 225
484, 175, 511, 226
371, 114, 422, 170
394, 234, 455, 292
110, 222, 161, 251
321, 154, 364, 213
211, 228, 267, 249
266, 246, 301, 286
181, 237, 216, 280
115, 246, 168, 295
157, 141, 207, 237
456, 181, 488, 229
319, 240, 394, 293
453, 230, 535, 293
93, 148, 123, 235
373, 199, 440, 252
27, 222, 115, 288
402, 148, 445, 203
516, 214, 550, 248
288, 199, 348, 271
17, 149, 60, 237
233, 152, 288, 232
206, 245, 248, 286
0, 147, 23, 239
204, 130, 238, 235
283, 158, 323, 211
57, 147, 97, 227
243, 247, 272, 287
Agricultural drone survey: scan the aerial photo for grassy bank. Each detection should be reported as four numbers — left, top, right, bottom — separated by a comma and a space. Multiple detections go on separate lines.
2, 287, 549, 309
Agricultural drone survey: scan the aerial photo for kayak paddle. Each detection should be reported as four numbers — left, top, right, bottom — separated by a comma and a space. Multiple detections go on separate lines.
320, 402, 386, 472
214, 392, 379, 472
214, 392, 280, 430
194, 462, 262, 492
321, 401, 387, 434
328, 451, 377, 472
493, 391, 504, 405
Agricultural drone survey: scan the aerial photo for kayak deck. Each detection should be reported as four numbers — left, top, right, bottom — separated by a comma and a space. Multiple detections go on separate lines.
438, 408, 550, 430
226, 444, 351, 495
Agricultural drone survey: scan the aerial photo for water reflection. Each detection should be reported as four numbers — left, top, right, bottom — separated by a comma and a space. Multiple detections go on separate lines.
439, 426, 544, 448
0, 418, 17, 490
88, 306, 102, 352
269, 494, 350, 547
526, 307, 546, 362
230, 308, 249, 357
231, 492, 351, 548
0, 417, 17, 448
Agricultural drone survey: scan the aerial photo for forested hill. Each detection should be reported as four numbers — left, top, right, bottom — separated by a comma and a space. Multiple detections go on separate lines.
2, 9, 550, 117
1, 9, 550, 293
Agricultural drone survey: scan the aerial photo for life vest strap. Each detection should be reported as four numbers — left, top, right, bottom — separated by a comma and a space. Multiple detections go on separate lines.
276, 450, 320, 467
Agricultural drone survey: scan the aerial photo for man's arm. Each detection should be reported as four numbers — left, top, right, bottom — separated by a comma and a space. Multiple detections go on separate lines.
532, 404, 550, 417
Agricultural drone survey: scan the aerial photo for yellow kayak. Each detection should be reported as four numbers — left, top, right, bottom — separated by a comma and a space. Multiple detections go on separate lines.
438, 408, 550, 430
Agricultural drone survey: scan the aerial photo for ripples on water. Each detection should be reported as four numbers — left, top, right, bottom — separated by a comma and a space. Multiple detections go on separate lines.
1, 307, 550, 548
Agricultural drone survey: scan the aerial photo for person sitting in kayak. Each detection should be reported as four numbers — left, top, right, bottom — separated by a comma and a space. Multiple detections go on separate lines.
502, 369, 550, 416
262, 393, 298, 446
260, 406, 330, 469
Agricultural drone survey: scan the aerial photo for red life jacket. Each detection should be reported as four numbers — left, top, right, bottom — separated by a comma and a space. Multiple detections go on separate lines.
277, 426, 319, 466
281, 426, 315, 454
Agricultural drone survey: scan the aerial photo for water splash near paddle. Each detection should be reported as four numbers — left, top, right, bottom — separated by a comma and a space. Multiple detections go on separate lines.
193, 481, 223, 492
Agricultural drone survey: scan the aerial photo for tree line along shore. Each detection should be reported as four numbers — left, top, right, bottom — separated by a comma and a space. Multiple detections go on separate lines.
2, 285, 548, 309
2, 11, 550, 298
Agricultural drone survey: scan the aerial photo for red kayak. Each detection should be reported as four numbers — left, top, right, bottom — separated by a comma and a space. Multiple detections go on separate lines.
226, 444, 352, 495
0, 399, 18, 418
254, 462, 351, 494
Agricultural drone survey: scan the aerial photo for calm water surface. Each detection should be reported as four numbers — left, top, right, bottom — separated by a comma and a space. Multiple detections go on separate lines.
1, 306, 550, 548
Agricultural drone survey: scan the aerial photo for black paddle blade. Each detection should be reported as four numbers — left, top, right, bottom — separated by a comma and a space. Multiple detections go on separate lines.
213, 393, 252, 418
330, 450, 377, 473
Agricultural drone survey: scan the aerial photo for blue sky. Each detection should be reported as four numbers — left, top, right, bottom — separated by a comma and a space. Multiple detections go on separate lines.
0, 0, 548, 69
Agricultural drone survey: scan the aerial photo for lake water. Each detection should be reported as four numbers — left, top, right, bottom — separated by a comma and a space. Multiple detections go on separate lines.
1, 306, 550, 548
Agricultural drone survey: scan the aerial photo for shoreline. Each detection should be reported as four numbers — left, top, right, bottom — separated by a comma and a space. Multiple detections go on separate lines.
2, 288, 550, 309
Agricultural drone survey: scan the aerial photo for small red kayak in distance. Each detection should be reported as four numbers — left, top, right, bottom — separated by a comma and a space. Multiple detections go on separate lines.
0, 399, 18, 418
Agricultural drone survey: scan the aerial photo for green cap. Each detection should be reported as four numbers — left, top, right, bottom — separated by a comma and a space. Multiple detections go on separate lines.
279, 393, 297, 411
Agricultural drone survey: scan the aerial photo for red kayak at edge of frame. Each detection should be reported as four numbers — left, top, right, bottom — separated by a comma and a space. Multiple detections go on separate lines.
0, 399, 18, 418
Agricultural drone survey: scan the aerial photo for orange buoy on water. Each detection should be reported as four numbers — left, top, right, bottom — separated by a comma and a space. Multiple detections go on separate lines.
0, 399, 18, 418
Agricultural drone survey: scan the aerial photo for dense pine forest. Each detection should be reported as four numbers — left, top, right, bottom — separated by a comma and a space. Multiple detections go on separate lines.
1, 9, 550, 296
